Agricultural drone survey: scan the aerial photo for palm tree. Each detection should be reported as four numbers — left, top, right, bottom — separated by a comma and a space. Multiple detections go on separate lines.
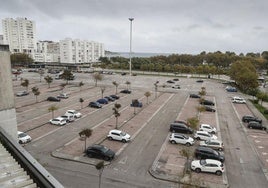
95, 161, 104, 188
48, 105, 58, 119
79, 81, 84, 91
144, 91, 151, 104
79, 128, 93, 152
44, 75, 53, 88
92, 72, 103, 87
60, 83, 67, 92
79, 98, 84, 109
100, 86, 105, 98
21, 79, 29, 91
112, 103, 121, 129
125, 81, 131, 90
112, 81, 119, 94
31, 86, 40, 102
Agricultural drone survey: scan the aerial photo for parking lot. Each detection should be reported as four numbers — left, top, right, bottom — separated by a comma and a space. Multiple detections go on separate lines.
14, 70, 268, 188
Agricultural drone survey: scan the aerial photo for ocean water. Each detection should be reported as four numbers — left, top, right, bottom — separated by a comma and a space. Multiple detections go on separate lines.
106, 52, 172, 58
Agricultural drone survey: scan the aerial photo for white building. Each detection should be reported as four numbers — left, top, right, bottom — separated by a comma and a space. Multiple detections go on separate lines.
60, 38, 104, 64
0, 35, 3, 44
2, 18, 37, 54
35, 41, 60, 63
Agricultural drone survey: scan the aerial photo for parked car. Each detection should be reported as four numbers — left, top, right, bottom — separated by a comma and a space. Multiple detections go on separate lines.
195, 146, 225, 162
200, 100, 215, 106
169, 123, 194, 134
47, 96, 61, 102
242, 115, 262, 123
86, 144, 115, 161
173, 120, 190, 127
50, 117, 67, 126
202, 105, 216, 112
110, 95, 120, 100
97, 98, 109, 104
57, 93, 69, 99
104, 96, 115, 102
248, 121, 267, 130
120, 89, 131, 94
65, 110, 82, 118
191, 159, 224, 176
17, 131, 32, 144
200, 139, 224, 151
130, 99, 143, 107
173, 78, 179, 81
196, 79, 204, 83
60, 114, 75, 123
16, 91, 29, 97
194, 131, 217, 141
88, 101, 102, 108
226, 86, 237, 92
189, 94, 201, 98
166, 80, 175, 84
172, 85, 180, 89
232, 96, 246, 104
107, 130, 131, 143
169, 133, 194, 146
199, 124, 217, 134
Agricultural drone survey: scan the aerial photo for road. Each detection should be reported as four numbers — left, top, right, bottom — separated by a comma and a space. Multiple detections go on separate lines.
14, 71, 268, 187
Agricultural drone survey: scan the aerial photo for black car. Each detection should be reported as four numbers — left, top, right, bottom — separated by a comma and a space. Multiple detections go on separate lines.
190, 94, 201, 98
88, 101, 102, 108
169, 123, 194, 134
47, 96, 61, 102
120, 89, 131, 94
242, 115, 262, 123
86, 144, 115, 161
248, 121, 266, 130
196, 79, 204, 83
167, 80, 175, 84
110, 95, 120, 100
200, 100, 215, 106
195, 146, 225, 162
202, 105, 216, 112
104, 96, 115, 102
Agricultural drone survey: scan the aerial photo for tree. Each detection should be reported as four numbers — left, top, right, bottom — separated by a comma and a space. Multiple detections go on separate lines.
187, 117, 199, 130
79, 98, 84, 109
31, 86, 40, 102
154, 81, 159, 99
21, 79, 29, 91
100, 86, 106, 98
60, 83, 67, 92
10, 53, 33, 67
256, 91, 268, 105
44, 75, 53, 88
79, 81, 84, 91
92, 72, 103, 87
112, 103, 121, 129
61, 69, 75, 84
125, 81, 131, 90
79, 128, 93, 152
48, 105, 58, 119
112, 81, 119, 94
144, 91, 151, 104
95, 161, 104, 188
199, 87, 206, 97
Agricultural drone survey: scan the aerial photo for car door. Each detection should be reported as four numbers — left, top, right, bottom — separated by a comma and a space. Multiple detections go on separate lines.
112, 132, 121, 141
175, 135, 184, 144
204, 163, 216, 173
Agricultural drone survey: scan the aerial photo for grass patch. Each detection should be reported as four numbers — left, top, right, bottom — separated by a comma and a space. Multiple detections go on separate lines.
250, 100, 268, 120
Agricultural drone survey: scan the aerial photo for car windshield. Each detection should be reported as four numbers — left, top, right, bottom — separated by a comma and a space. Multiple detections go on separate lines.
200, 159, 207, 165
213, 150, 219, 155
182, 135, 189, 139
99, 146, 109, 153
205, 140, 211, 144
120, 132, 126, 136
18, 132, 27, 137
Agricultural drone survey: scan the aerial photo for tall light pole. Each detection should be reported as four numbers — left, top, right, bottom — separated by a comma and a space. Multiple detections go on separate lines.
129, 18, 134, 76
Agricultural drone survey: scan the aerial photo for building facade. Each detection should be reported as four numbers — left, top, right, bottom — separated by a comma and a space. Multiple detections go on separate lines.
35, 41, 60, 63
60, 38, 104, 64
2, 18, 37, 54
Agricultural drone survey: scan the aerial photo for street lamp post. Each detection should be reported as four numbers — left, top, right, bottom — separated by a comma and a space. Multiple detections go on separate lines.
129, 18, 134, 76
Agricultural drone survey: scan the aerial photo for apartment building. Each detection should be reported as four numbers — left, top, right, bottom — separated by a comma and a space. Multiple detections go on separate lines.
2, 18, 37, 54
60, 38, 104, 64
35, 40, 60, 63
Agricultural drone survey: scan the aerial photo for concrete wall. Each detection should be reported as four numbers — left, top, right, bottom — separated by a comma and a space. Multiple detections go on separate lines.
0, 45, 17, 140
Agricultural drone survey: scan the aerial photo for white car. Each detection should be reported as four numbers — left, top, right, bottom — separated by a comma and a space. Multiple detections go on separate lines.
191, 159, 224, 176
169, 133, 194, 146
194, 131, 217, 141
231, 96, 246, 104
57, 93, 69, 99
60, 114, 75, 122
17, 131, 32, 144
200, 139, 224, 151
199, 124, 217, 134
107, 130, 131, 143
50, 117, 67, 126
65, 110, 82, 118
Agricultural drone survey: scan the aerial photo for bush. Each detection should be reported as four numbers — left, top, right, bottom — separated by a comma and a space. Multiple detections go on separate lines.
264, 109, 268, 114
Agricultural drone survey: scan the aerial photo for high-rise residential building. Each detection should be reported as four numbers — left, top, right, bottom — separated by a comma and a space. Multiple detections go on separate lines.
35, 40, 60, 63
0, 35, 3, 44
60, 38, 104, 64
2, 18, 37, 54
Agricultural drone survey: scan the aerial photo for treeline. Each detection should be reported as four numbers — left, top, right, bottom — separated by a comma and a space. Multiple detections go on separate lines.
99, 51, 268, 75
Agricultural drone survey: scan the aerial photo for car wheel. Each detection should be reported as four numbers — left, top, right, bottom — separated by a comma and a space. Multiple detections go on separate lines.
262, 127, 266, 130
104, 156, 110, 161
196, 137, 200, 140
218, 148, 223, 151
87, 153, 93, 158
216, 170, 222, 176
19, 140, 23, 144
171, 140, 176, 144
195, 168, 201, 173
122, 139, 127, 143
108, 137, 113, 141
249, 126, 252, 129
185, 143, 191, 147
211, 131, 215, 134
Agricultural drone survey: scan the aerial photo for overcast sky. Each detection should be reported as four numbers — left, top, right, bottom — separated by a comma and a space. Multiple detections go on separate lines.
1, 0, 268, 54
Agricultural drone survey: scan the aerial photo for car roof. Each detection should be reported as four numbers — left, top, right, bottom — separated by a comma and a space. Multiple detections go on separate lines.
205, 159, 222, 165
196, 130, 209, 134
17, 131, 23, 134
110, 129, 122, 134
197, 146, 214, 151
201, 124, 212, 127
54, 117, 65, 120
